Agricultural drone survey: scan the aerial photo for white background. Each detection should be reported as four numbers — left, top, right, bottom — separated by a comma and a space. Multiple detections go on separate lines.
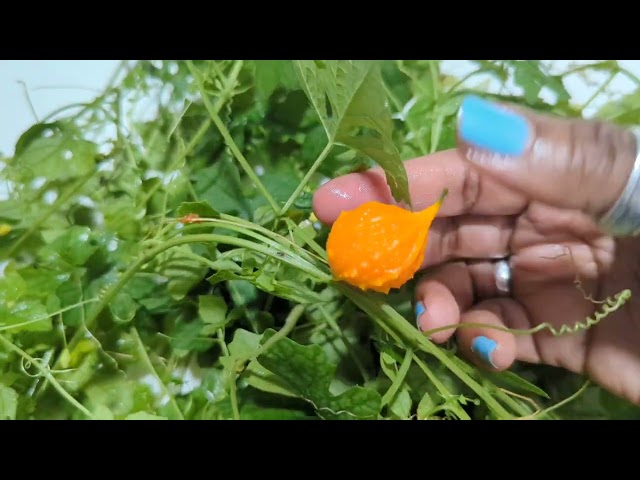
1, 60, 639, 157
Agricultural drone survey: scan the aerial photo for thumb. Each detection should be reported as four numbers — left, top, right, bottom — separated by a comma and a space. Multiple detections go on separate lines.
456, 94, 638, 220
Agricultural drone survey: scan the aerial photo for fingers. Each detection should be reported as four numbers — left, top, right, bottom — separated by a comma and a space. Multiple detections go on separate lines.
414, 260, 513, 342
455, 299, 530, 371
414, 262, 472, 343
421, 215, 514, 267
312, 149, 527, 225
415, 262, 540, 370
457, 94, 638, 219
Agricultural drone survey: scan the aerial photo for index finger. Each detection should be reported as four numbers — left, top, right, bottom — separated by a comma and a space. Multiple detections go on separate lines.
312, 149, 528, 225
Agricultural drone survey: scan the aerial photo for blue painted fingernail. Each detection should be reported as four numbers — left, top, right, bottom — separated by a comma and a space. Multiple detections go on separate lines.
415, 302, 426, 329
471, 336, 498, 368
459, 95, 531, 156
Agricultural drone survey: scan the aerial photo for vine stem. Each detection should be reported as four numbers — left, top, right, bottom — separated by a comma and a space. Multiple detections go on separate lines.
318, 304, 371, 383
380, 348, 413, 408
338, 284, 513, 419
280, 141, 333, 215
130, 327, 184, 420
0, 332, 94, 419
517, 380, 591, 421
230, 304, 305, 419
581, 71, 618, 113
185, 60, 280, 213
52, 232, 329, 378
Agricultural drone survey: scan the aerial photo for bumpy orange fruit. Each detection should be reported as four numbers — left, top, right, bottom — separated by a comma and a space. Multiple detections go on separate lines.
326, 191, 446, 294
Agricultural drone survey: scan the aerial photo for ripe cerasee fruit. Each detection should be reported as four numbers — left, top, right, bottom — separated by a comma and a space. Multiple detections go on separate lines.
326, 190, 447, 294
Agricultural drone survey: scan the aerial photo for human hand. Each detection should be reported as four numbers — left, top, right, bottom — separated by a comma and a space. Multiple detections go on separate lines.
312, 94, 640, 405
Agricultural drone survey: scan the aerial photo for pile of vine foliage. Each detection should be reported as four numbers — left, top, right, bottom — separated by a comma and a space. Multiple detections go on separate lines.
1, 60, 640, 420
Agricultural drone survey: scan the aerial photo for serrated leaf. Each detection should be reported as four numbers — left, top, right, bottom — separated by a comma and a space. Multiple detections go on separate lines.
294, 60, 412, 207
510, 61, 569, 105
254, 60, 300, 107
0, 385, 18, 420
256, 329, 381, 420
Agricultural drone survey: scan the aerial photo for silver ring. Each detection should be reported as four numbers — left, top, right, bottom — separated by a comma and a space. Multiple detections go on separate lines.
494, 258, 512, 295
598, 126, 640, 237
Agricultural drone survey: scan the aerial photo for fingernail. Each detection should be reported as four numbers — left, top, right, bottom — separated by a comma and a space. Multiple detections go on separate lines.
415, 302, 426, 330
458, 95, 531, 156
471, 335, 498, 368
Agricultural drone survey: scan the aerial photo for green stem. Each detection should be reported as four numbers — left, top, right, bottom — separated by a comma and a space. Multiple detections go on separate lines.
410, 354, 470, 420
139, 116, 212, 207
428, 61, 444, 154
338, 284, 513, 419
619, 67, 640, 87
520, 380, 591, 420
52, 233, 328, 379
319, 305, 371, 383
446, 68, 487, 94
230, 304, 305, 419
0, 332, 94, 419
381, 348, 413, 408
186, 60, 280, 213
383, 89, 429, 155
350, 294, 469, 419
131, 327, 184, 420
0, 298, 99, 332
581, 72, 617, 113
235, 304, 305, 368
280, 141, 333, 215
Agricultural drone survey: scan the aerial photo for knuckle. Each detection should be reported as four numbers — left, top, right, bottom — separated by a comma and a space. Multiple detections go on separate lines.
461, 163, 481, 214
566, 120, 636, 213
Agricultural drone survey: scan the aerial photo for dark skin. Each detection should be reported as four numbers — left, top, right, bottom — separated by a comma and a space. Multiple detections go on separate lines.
312, 103, 640, 406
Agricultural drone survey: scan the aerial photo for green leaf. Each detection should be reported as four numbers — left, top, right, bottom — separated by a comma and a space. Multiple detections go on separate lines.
176, 201, 220, 219
198, 294, 228, 330
388, 387, 412, 419
92, 405, 115, 420
0, 385, 18, 420
12, 132, 97, 182
417, 391, 436, 420
483, 370, 550, 399
227, 328, 262, 357
294, 60, 412, 207
39, 226, 99, 267
0, 300, 52, 332
170, 318, 212, 358
256, 329, 381, 420
109, 292, 137, 324
0, 269, 27, 304
240, 404, 311, 420
510, 61, 570, 105
194, 156, 252, 218
156, 245, 209, 300
594, 88, 640, 125
125, 411, 168, 420
254, 60, 299, 107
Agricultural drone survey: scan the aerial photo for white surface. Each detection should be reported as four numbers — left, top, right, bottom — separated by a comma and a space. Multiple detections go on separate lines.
1, 60, 639, 157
